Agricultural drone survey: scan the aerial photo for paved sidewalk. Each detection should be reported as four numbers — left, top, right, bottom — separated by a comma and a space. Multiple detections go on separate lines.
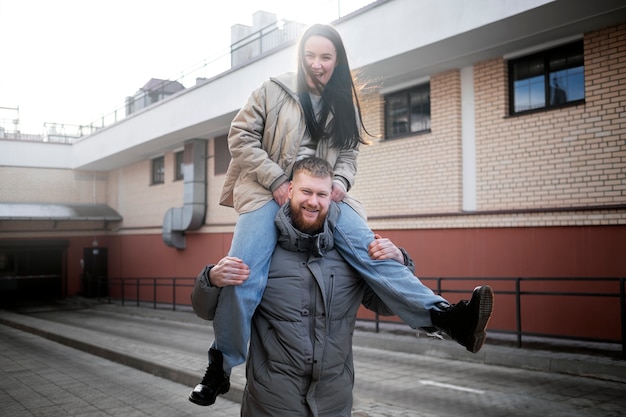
1, 298, 625, 416
0, 324, 241, 417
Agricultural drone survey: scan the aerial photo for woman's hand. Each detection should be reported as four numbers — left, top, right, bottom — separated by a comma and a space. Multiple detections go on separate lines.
368, 234, 404, 264
273, 181, 290, 206
209, 257, 250, 287
331, 180, 346, 202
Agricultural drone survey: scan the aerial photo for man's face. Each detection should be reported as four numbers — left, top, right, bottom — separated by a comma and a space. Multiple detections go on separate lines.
288, 170, 332, 234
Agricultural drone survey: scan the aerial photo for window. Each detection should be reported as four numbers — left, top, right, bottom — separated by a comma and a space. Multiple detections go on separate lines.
174, 151, 184, 181
509, 41, 584, 114
151, 156, 165, 185
385, 83, 430, 139
214, 135, 231, 175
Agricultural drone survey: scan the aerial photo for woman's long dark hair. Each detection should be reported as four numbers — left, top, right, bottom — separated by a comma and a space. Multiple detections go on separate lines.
296, 24, 370, 150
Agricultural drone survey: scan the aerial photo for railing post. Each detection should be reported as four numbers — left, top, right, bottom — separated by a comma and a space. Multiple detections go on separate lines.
153, 278, 157, 309
172, 278, 176, 311
121, 279, 125, 306
619, 278, 626, 359
516, 278, 522, 348
136, 279, 139, 307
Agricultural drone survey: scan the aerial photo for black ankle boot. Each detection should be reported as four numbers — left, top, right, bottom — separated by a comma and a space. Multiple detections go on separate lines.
430, 285, 494, 353
188, 348, 230, 406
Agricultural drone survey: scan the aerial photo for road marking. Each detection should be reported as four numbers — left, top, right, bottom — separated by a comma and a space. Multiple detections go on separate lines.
419, 380, 485, 394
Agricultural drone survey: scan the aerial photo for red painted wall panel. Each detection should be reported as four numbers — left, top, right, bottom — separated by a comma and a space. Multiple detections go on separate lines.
106, 233, 232, 278
55, 225, 625, 342
378, 226, 625, 278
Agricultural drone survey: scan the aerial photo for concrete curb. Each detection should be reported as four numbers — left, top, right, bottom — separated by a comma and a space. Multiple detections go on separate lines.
353, 328, 626, 384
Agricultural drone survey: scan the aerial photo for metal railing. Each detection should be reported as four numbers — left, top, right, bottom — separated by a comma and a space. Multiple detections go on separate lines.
2, 0, 376, 142
230, 20, 304, 67
102, 277, 196, 311
97, 276, 626, 357
422, 276, 626, 357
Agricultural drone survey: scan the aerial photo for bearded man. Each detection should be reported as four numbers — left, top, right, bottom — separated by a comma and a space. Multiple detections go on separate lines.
191, 157, 493, 416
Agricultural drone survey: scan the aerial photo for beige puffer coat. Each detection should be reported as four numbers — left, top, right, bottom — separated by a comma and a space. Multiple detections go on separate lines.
219, 72, 364, 217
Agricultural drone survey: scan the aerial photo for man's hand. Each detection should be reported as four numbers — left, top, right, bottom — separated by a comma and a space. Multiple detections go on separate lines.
368, 233, 404, 264
209, 257, 250, 287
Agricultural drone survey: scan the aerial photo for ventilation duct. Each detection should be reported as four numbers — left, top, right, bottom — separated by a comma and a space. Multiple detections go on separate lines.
162, 139, 207, 249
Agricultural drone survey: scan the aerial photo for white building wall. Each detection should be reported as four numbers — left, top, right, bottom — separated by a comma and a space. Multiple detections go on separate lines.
1, 140, 73, 169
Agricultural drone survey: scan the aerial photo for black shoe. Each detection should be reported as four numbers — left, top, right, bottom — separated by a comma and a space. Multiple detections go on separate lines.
188, 348, 230, 406
430, 285, 494, 353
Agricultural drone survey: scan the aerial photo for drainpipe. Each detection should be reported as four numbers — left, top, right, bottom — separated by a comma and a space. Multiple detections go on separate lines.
162, 139, 207, 249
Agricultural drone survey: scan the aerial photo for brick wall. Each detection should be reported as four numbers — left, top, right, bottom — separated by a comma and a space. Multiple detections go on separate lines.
206, 138, 242, 230
0, 166, 107, 205
475, 23, 626, 211
351, 70, 463, 218
2, 24, 624, 235
353, 23, 626, 230
110, 155, 182, 230
110, 144, 236, 231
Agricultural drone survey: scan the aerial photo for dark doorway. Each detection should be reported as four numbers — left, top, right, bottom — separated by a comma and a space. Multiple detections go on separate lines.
0, 240, 67, 306
82, 247, 108, 297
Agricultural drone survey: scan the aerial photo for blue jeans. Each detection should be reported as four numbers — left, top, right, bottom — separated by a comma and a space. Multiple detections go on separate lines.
333, 203, 448, 328
211, 201, 280, 374
211, 201, 447, 374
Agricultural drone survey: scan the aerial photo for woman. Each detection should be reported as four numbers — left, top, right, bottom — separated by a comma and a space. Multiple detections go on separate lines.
189, 23, 490, 408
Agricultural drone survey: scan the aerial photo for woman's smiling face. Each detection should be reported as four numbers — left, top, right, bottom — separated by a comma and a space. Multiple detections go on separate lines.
303, 35, 337, 93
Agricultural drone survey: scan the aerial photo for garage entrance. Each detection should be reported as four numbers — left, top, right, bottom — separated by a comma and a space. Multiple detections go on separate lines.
0, 240, 67, 305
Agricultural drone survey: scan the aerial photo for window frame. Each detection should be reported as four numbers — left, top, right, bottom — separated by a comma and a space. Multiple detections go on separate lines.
508, 40, 585, 115
384, 83, 431, 140
174, 150, 184, 181
151, 156, 165, 185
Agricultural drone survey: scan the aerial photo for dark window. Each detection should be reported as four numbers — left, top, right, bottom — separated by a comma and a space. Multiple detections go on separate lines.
385, 83, 430, 139
214, 135, 231, 175
151, 156, 165, 185
174, 151, 184, 181
509, 41, 584, 114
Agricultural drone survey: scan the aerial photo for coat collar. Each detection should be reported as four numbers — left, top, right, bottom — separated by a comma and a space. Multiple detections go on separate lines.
270, 72, 298, 99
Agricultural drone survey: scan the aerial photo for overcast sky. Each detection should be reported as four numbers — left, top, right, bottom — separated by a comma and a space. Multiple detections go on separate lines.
0, 0, 371, 134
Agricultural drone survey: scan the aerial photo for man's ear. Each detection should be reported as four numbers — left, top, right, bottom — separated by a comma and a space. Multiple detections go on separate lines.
288, 180, 293, 199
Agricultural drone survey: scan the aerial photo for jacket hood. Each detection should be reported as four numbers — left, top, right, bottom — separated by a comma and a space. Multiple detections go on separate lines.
275, 201, 340, 257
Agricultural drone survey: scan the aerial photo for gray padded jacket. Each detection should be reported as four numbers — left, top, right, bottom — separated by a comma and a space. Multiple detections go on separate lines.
191, 202, 400, 416
244, 202, 395, 416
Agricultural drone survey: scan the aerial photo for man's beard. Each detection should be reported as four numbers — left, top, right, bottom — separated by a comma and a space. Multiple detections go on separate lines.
290, 201, 326, 234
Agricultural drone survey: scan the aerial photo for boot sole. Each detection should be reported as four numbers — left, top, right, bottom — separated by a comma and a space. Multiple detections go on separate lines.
188, 382, 230, 406
466, 285, 494, 353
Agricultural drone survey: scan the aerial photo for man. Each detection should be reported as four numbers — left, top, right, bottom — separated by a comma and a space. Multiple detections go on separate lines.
190, 157, 493, 416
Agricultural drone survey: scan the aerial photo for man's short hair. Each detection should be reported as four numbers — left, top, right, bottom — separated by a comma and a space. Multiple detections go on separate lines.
293, 157, 334, 179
